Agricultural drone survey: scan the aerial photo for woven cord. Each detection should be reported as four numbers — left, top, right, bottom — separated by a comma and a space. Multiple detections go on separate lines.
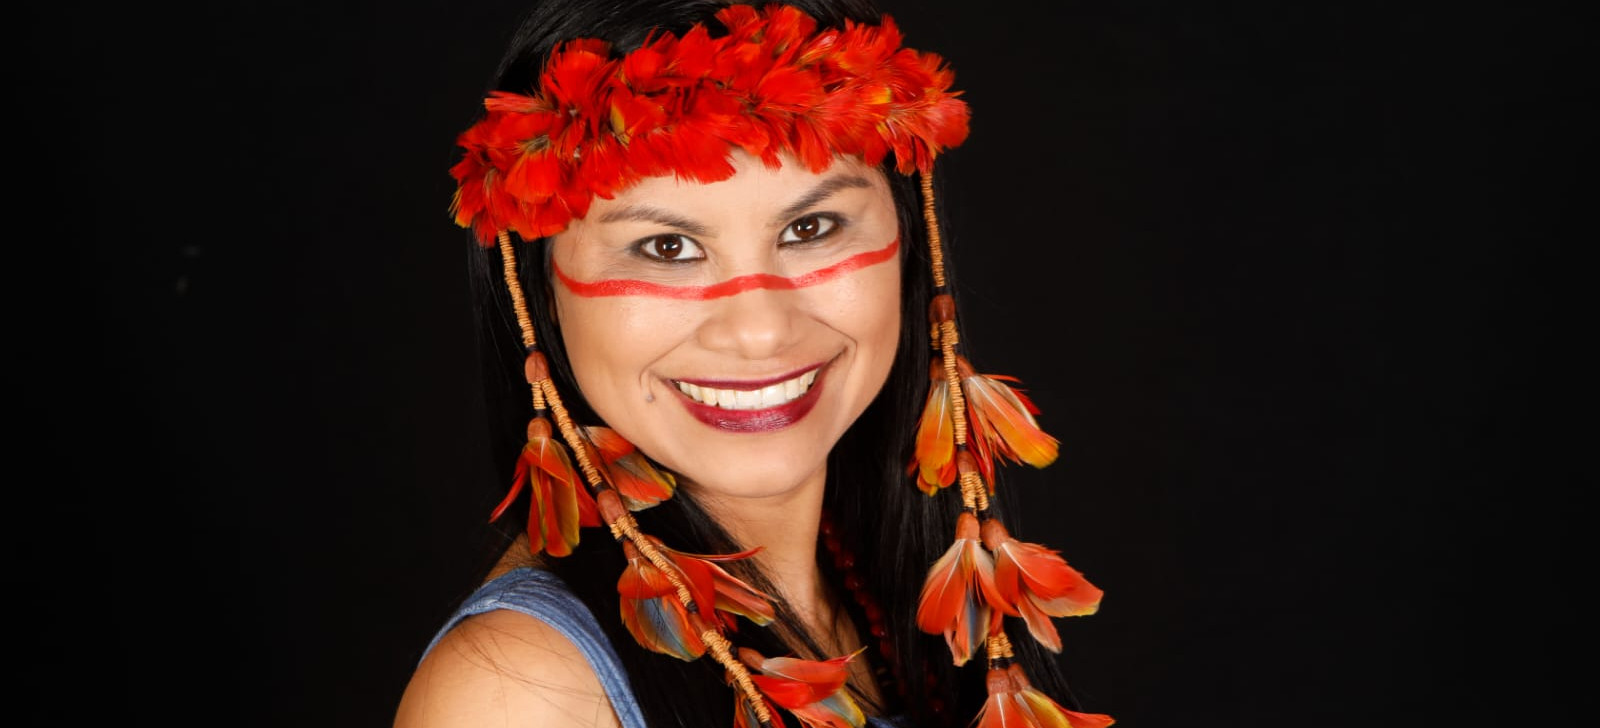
497, 231, 546, 410
921, 172, 989, 514
986, 632, 1015, 662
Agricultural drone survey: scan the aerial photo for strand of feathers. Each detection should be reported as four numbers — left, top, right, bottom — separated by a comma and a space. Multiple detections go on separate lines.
909, 173, 1114, 728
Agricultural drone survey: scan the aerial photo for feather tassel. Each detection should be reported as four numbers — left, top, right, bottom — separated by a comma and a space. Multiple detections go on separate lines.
739, 647, 867, 728
981, 519, 1102, 652
910, 360, 957, 494
916, 512, 1005, 665
488, 416, 596, 558
582, 425, 677, 510
959, 356, 1059, 481
615, 535, 777, 660
976, 664, 1115, 728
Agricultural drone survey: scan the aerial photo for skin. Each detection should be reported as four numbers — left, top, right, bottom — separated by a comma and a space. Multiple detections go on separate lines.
395, 151, 901, 727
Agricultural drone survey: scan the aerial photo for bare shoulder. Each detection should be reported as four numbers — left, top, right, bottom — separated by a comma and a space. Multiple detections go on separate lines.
393, 608, 623, 728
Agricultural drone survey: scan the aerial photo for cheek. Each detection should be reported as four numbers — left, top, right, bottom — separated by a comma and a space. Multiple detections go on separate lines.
822, 262, 902, 360
554, 295, 647, 388
553, 290, 698, 407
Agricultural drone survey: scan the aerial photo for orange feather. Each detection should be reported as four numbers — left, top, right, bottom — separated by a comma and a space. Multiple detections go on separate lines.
912, 361, 957, 494
1010, 665, 1115, 728
976, 665, 1116, 728
916, 512, 1004, 665
958, 356, 1059, 472
739, 647, 867, 728
981, 519, 1102, 652
583, 425, 677, 510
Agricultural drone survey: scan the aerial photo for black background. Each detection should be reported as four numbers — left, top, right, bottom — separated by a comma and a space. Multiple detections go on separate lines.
18, 0, 1577, 725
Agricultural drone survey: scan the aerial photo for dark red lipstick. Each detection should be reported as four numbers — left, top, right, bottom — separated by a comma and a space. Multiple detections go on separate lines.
673, 363, 828, 433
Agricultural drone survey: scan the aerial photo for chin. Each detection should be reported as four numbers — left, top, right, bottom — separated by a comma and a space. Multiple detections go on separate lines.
674, 452, 829, 503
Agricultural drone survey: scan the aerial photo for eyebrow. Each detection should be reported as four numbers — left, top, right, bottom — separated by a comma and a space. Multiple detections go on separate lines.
592, 173, 875, 234
595, 205, 711, 236
770, 174, 873, 227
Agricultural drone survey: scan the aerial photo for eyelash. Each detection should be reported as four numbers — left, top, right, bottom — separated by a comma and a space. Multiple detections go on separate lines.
631, 213, 846, 262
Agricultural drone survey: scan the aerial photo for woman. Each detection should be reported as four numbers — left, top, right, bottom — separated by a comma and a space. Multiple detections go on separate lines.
394, 2, 1111, 727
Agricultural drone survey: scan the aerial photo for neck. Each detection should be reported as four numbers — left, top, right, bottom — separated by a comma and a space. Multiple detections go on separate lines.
692, 466, 834, 640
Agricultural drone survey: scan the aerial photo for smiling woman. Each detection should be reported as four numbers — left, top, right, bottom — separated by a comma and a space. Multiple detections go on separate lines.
552, 152, 902, 488
393, 2, 1111, 728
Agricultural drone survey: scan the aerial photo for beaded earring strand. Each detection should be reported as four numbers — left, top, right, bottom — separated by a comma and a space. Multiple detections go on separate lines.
909, 171, 1114, 728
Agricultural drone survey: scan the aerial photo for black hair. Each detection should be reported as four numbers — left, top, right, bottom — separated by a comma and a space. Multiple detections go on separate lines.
457, 1, 1081, 725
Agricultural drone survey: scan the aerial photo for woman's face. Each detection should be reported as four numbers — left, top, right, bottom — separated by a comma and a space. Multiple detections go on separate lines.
549, 151, 901, 501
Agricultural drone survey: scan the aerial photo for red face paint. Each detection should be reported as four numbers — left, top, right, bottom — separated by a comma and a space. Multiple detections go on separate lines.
554, 238, 899, 299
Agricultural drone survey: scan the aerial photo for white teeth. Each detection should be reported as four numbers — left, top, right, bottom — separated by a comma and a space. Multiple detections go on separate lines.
676, 368, 820, 410
758, 383, 785, 407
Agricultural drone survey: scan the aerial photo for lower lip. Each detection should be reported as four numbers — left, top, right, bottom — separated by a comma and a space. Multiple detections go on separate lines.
675, 367, 827, 433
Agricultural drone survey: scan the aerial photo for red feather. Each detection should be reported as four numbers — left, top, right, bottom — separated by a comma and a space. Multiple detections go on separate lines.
739, 647, 866, 728
449, 5, 971, 245
488, 417, 593, 558
958, 356, 1059, 473
981, 519, 1103, 652
583, 426, 677, 510
614, 536, 777, 661
616, 540, 707, 661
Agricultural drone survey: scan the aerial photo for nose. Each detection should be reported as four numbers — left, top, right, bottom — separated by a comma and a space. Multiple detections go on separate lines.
694, 283, 803, 360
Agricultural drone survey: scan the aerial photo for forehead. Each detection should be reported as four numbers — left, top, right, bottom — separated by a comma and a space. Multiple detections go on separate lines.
589, 151, 888, 213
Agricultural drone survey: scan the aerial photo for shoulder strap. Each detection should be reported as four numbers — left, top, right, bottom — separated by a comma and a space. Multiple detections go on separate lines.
423, 567, 649, 728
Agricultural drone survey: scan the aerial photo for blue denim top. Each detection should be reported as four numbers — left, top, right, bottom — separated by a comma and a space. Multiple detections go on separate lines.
423, 567, 912, 728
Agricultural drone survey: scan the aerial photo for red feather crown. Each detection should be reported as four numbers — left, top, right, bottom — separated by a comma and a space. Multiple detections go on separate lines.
447, 3, 971, 244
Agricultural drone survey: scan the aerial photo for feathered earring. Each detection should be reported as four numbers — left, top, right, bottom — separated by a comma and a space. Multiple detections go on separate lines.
908, 172, 1113, 727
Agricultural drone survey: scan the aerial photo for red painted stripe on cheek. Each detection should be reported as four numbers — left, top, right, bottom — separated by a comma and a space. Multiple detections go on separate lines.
554, 238, 899, 300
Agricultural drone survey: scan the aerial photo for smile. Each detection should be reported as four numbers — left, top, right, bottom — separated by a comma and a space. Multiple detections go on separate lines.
674, 369, 819, 410
671, 363, 830, 433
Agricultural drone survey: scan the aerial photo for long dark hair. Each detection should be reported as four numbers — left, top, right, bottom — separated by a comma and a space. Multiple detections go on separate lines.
458, 1, 1078, 726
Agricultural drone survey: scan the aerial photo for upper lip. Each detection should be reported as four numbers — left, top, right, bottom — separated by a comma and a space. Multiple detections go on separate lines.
673, 361, 827, 391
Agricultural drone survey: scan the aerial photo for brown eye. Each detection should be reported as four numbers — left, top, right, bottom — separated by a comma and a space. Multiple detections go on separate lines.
651, 235, 683, 258
781, 214, 837, 244
637, 234, 702, 261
